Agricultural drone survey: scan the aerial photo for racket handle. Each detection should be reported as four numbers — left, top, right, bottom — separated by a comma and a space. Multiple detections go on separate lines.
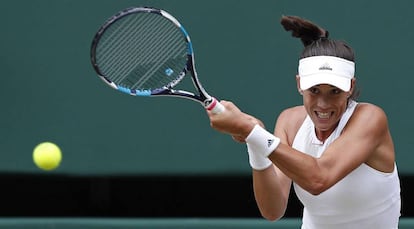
205, 97, 225, 114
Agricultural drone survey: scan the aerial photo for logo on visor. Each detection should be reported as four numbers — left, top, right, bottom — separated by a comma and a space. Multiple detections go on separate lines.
319, 63, 333, 71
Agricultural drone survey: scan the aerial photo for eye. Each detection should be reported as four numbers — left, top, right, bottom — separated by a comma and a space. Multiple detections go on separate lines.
309, 87, 319, 94
331, 88, 342, 95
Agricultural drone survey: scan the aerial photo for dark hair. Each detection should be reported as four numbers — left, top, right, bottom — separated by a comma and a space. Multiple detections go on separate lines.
280, 15, 359, 100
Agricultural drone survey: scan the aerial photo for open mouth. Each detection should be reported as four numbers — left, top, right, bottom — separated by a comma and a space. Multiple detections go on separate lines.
315, 111, 332, 119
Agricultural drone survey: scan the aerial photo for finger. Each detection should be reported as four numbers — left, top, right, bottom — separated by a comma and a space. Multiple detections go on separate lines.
232, 135, 246, 143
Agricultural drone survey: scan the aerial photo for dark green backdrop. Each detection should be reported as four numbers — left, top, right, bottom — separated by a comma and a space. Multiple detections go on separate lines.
1, 0, 413, 175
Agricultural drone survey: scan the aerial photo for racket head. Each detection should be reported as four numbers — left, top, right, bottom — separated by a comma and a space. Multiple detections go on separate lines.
90, 7, 193, 97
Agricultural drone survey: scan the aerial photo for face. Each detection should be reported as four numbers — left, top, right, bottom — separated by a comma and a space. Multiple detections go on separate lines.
297, 77, 355, 139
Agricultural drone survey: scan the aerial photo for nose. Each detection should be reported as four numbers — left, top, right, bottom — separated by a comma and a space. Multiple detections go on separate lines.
316, 95, 330, 109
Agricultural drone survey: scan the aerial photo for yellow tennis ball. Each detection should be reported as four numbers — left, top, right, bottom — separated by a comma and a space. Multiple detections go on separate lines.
33, 142, 62, 171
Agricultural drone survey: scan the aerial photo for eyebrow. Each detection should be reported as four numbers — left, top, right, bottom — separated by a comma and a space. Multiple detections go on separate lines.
313, 84, 338, 88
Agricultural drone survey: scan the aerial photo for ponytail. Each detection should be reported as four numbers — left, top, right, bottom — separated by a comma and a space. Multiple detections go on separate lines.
280, 15, 329, 47
280, 15, 354, 62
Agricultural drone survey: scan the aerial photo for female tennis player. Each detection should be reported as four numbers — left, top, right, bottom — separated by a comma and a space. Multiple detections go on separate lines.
207, 15, 401, 228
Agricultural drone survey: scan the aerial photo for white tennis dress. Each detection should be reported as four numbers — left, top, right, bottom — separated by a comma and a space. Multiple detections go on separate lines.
292, 101, 401, 229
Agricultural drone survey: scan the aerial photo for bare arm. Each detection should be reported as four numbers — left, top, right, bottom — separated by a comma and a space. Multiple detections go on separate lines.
252, 165, 291, 221
210, 103, 303, 220
268, 103, 392, 194
252, 106, 305, 220
208, 102, 393, 195
208, 101, 393, 218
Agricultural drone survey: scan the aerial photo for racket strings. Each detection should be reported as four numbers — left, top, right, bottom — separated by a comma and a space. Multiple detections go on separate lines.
132, 27, 186, 89
107, 15, 165, 79
134, 23, 188, 89
95, 12, 188, 91
97, 14, 161, 80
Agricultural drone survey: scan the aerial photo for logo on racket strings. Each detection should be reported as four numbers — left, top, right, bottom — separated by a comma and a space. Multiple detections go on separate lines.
165, 68, 174, 76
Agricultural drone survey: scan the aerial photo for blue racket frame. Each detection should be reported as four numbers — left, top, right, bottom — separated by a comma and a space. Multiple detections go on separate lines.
90, 7, 215, 107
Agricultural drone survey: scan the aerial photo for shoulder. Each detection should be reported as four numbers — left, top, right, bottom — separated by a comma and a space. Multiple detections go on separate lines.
355, 102, 386, 114
347, 102, 389, 135
353, 102, 388, 125
275, 105, 307, 145
344, 102, 395, 172
277, 105, 307, 123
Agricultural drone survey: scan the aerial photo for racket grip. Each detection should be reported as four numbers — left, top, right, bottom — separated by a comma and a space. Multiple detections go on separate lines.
206, 97, 225, 114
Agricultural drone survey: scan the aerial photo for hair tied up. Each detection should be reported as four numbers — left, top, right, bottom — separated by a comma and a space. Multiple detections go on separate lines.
280, 15, 329, 46
320, 30, 329, 39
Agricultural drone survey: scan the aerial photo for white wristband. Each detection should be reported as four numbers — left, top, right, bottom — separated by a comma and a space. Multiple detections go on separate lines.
247, 143, 273, 170
245, 125, 280, 158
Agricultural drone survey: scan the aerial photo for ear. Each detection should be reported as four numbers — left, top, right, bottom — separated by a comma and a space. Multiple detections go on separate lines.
296, 75, 303, 95
349, 78, 356, 95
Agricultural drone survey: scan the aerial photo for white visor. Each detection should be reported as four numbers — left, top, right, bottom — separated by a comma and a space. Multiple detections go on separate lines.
298, 56, 355, 92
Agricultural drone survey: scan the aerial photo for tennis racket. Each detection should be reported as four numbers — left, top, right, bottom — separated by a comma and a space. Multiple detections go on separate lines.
90, 6, 225, 114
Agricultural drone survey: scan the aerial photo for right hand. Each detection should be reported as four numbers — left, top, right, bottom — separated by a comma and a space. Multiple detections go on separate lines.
232, 113, 265, 143
207, 100, 264, 141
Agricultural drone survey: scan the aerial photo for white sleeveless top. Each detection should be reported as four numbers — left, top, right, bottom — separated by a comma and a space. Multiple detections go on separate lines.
292, 101, 401, 229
